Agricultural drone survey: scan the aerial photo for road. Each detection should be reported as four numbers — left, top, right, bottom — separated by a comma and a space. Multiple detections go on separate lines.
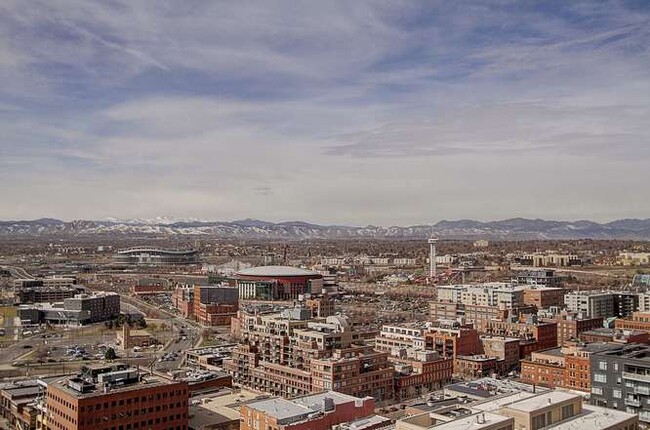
0, 265, 35, 280
119, 294, 201, 371
1, 266, 201, 372
512, 265, 628, 278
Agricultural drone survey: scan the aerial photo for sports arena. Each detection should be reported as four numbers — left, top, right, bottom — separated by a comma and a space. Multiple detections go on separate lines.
232, 265, 323, 300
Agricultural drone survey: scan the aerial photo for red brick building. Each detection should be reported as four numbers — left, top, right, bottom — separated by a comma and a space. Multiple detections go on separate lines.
193, 285, 238, 326
172, 286, 193, 318
45, 366, 188, 430
391, 353, 453, 401
523, 287, 565, 309
615, 311, 650, 332
579, 328, 650, 344
423, 325, 483, 367
553, 312, 603, 346
520, 343, 622, 392
477, 319, 557, 359
455, 355, 498, 380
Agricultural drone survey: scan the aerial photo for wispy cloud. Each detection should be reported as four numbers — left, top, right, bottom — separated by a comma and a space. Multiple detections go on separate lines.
0, 1, 648, 223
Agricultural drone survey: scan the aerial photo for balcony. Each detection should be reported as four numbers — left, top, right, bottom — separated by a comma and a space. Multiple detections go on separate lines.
622, 372, 650, 383
639, 411, 650, 423
625, 398, 642, 408
634, 385, 650, 396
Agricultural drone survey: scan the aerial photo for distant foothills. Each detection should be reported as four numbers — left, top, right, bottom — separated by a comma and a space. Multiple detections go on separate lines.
0, 217, 649, 240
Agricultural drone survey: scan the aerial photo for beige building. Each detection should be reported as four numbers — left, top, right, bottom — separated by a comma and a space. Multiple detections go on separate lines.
618, 252, 650, 266
396, 390, 637, 430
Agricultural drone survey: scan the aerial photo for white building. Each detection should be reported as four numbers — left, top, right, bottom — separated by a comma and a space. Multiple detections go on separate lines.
564, 292, 614, 319
436, 283, 526, 309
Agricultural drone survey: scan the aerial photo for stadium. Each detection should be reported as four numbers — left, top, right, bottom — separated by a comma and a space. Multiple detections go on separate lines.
114, 247, 199, 265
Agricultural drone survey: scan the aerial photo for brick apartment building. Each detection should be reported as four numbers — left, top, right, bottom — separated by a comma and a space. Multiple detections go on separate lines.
480, 336, 521, 374
477, 318, 557, 359
615, 311, 650, 331
225, 309, 394, 402
522, 287, 565, 309
44, 364, 188, 430
392, 352, 453, 401
552, 312, 603, 346
373, 324, 454, 400
520, 343, 622, 392
423, 323, 483, 364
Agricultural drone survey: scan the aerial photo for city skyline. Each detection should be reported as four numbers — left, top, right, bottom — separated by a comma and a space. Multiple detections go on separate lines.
1, 1, 649, 224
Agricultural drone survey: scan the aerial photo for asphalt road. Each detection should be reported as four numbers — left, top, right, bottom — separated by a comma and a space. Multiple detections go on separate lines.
119, 294, 201, 371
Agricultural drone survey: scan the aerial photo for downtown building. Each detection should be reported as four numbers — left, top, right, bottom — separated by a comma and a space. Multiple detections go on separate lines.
374, 323, 453, 400
192, 285, 238, 326
41, 363, 188, 430
18, 292, 120, 326
430, 283, 536, 325
240, 391, 376, 430
590, 343, 650, 424
520, 343, 622, 392
564, 291, 615, 319
225, 308, 394, 402
396, 389, 636, 430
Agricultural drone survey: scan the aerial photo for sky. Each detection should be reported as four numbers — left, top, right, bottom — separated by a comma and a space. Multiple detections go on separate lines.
1, 0, 648, 226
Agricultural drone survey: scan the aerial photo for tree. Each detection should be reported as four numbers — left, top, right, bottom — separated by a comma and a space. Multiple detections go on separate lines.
105, 347, 117, 361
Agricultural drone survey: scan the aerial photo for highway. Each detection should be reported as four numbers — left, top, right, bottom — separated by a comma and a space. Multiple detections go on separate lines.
0, 265, 35, 280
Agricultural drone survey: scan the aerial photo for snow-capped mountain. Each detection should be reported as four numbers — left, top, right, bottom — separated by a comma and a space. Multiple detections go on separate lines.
0, 217, 649, 240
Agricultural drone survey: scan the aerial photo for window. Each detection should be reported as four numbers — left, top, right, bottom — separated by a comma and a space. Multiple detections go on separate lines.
532, 414, 547, 430
594, 373, 607, 383
613, 389, 622, 398
599, 361, 608, 371
561, 404, 575, 420
592, 387, 603, 395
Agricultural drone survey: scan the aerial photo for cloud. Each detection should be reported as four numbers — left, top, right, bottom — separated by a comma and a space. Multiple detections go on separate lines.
324, 101, 650, 160
253, 186, 273, 196
0, 0, 648, 223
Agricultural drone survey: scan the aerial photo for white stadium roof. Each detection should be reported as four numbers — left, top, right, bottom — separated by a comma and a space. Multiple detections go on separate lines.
236, 265, 319, 277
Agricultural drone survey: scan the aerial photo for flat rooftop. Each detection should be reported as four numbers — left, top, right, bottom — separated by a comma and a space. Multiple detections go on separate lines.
246, 391, 363, 422
534, 347, 563, 357
189, 389, 259, 429
544, 403, 635, 430
49, 375, 178, 399
445, 378, 541, 399
471, 391, 538, 411
504, 392, 578, 413
404, 411, 512, 430
339, 414, 392, 430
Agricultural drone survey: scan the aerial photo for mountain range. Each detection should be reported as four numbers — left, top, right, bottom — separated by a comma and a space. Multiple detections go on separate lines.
0, 217, 649, 240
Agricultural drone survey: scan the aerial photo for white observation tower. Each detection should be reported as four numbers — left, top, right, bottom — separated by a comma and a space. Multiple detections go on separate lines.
428, 236, 438, 278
